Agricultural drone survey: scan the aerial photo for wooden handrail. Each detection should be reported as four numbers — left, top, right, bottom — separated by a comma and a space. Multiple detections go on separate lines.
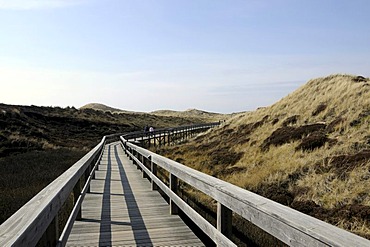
121, 138, 370, 247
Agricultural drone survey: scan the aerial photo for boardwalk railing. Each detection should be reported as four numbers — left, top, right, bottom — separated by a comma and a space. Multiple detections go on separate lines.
0, 123, 217, 247
120, 138, 370, 247
124, 122, 220, 147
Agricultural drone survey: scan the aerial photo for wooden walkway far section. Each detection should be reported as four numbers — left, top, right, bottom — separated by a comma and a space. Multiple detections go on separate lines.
67, 142, 204, 246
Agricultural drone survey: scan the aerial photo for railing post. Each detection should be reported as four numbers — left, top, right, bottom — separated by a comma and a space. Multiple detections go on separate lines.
141, 154, 147, 178
37, 214, 59, 247
134, 150, 140, 169
167, 130, 171, 145
217, 202, 232, 238
150, 156, 158, 191
73, 179, 82, 220
85, 160, 92, 193
128, 147, 132, 160
170, 173, 178, 215
38, 214, 59, 247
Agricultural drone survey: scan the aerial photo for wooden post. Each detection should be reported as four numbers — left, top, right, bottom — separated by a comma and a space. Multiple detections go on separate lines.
141, 155, 147, 178
150, 156, 158, 191
128, 147, 132, 160
167, 131, 171, 145
73, 179, 82, 220
170, 173, 178, 215
135, 150, 140, 170
217, 202, 232, 238
85, 162, 91, 193
38, 214, 59, 247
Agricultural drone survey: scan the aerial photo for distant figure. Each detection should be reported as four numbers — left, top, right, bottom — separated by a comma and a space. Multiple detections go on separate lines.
149, 126, 154, 132
144, 125, 149, 132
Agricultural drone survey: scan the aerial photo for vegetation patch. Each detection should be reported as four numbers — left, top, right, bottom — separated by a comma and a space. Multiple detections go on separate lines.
317, 150, 370, 179
312, 103, 327, 116
350, 110, 370, 127
327, 117, 344, 132
255, 182, 294, 205
352, 76, 368, 83
282, 115, 299, 126
296, 131, 330, 151
210, 149, 244, 166
271, 118, 279, 125
261, 123, 327, 151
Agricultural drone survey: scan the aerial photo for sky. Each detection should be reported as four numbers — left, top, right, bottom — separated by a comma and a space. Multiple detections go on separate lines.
1, 0, 369, 113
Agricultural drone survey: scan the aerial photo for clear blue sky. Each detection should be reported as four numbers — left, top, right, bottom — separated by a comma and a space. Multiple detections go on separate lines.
1, 0, 369, 113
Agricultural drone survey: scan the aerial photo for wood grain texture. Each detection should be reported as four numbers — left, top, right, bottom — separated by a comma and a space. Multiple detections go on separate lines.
66, 142, 203, 247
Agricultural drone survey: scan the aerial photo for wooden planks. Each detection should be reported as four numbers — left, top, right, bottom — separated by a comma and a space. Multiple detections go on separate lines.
66, 142, 203, 246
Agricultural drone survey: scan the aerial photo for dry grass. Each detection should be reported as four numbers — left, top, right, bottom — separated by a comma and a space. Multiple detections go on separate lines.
296, 162, 370, 208
151, 108, 231, 122
156, 74, 370, 239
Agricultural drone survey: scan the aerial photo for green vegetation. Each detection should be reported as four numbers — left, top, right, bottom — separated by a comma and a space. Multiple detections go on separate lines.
154, 74, 370, 240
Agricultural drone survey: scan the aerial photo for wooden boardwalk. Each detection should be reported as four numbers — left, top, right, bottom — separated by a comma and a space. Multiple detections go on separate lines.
67, 142, 204, 246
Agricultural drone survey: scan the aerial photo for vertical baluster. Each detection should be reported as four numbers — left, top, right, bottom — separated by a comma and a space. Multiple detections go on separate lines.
217, 202, 232, 238
150, 156, 158, 191
73, 179, 82, 220
170, 174, 178, 215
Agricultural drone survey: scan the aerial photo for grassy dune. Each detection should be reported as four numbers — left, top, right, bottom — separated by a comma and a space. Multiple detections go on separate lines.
151, 108, 232, 122
154, 74, 370, 239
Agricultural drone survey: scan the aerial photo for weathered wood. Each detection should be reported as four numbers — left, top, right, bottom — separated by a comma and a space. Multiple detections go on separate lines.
73, 178, 82, 220
124, 140, 370, 247
170, 174, 179, 215
39, 214, 59, 247
217, 202, 232, 238
150, 156, 158, 191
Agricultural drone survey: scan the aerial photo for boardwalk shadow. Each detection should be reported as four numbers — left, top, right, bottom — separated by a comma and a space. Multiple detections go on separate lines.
81, 218, 131, 226
99, 146, 112, 246
114, 145, 153, 246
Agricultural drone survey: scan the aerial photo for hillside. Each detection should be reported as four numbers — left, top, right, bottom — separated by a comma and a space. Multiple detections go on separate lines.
80, 103, 228, 122
79, 103, 144, 114
151, 108, 230, 121
154, 74, 370, 240
80, 103, 125, 113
